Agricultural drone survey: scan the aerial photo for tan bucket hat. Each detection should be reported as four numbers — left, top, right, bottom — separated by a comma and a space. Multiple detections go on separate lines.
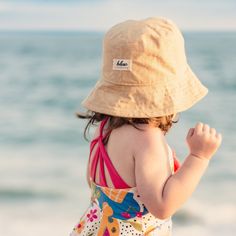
80, 17, 208, 118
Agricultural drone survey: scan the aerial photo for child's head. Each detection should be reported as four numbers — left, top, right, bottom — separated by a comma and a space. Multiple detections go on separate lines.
76, 17, 208, 140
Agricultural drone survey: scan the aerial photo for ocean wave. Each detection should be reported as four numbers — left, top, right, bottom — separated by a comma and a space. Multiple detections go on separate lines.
0, 188, 64, 201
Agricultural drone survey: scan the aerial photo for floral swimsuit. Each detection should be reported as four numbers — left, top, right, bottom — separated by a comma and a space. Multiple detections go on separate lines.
70, 117, 180, 236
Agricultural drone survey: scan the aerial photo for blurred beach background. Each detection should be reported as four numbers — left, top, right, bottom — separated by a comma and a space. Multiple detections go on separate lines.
0, 1, 235, 236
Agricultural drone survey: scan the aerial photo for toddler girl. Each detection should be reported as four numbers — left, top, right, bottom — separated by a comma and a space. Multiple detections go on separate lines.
70, 17, 222, 236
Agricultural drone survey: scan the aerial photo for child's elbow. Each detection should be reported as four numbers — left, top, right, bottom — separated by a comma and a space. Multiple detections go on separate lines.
155, 211, 172, 220
151, 206, 173, 220
140, 194, 173, 220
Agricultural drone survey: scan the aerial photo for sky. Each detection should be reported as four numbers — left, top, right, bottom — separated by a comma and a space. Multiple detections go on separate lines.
0, 0, 235, 31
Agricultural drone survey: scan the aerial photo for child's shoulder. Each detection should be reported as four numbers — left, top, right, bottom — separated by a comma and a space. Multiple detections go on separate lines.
113, 123, 168, 156
129, 123, 166, 145
93, 121, 167, 153
133, 124, 168, 152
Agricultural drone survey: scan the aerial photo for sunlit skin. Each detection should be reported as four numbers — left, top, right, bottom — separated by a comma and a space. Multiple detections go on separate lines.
87, 120, 222, 219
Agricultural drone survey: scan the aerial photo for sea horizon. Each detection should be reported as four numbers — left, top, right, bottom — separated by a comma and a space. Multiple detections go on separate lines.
0, 30, 235, 236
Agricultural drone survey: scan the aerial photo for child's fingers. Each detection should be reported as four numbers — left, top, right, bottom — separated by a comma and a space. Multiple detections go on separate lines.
210, 128, 216, 136
187, 128, 194, 138
202, 124, 210, 133
216, 133, 222, 143
195, 122, 203, 134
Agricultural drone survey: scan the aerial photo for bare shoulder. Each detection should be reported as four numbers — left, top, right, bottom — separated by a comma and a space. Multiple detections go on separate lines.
91, 121, 167, 154
128, 123, 167, 157
107, 123, 164, 147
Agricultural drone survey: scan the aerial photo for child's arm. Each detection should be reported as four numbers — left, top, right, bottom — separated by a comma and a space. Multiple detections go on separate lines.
134, 122, 222, 219
160, 153, 209, 218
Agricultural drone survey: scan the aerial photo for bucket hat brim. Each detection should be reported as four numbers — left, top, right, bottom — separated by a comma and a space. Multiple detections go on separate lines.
81, 64, 208, 118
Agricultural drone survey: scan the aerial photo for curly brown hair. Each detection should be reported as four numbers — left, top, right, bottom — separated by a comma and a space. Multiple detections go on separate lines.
76, 110, 179, 144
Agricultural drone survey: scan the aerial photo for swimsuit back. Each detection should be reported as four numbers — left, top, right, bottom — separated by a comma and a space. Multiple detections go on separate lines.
70, 117, 181, 236
89, 116, 130, 188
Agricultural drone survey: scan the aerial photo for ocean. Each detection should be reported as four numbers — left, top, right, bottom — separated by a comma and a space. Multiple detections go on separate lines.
0, 31, 235, 236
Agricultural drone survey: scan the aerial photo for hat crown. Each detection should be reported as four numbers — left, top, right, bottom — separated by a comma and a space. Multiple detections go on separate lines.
102, 17, 188, 86
80, 17, 208, 118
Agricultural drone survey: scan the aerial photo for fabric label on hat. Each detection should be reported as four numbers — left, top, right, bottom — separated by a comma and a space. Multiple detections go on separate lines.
112, 59, 132, 71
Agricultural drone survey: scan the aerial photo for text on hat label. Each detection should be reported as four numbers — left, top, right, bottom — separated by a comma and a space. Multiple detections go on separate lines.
112, 59, 132, 71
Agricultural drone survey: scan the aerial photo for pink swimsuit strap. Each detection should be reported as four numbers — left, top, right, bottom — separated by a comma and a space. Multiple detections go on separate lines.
88, 117, 181, 189
89, 117, 131, 188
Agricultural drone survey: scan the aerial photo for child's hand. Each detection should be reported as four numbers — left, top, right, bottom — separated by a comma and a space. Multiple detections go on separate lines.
186, 122, 222, 160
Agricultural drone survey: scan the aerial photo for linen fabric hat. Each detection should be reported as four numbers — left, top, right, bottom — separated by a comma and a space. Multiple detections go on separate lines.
80, 17, 208, 118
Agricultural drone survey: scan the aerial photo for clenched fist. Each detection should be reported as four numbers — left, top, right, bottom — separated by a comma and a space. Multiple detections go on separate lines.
186, 122, 222, 160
